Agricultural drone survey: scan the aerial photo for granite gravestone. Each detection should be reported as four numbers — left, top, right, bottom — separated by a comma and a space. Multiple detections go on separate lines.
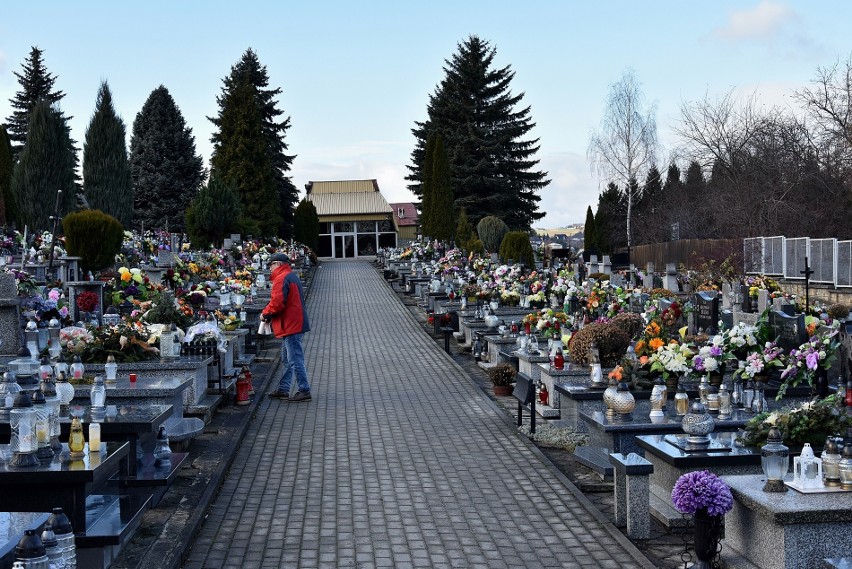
720, 309, 734, 331
695, 291, 720, 334
0, 272, 21, 357
769, 310, 807, 352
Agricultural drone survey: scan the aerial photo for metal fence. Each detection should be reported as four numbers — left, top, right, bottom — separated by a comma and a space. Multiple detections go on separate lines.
745, 236, 851, 287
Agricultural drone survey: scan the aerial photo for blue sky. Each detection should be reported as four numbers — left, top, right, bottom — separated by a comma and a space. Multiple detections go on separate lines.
1, 0, 850, 229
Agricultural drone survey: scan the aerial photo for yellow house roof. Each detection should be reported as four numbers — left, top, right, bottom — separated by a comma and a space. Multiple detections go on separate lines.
304, 179, 392, 216
306, 180, 380, 194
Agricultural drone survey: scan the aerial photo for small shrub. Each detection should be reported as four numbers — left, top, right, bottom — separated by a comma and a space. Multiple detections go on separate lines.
466, 238, 485, 255
62, 209, 124, 273
487, 363, 517, 386
476, 216, 509, 253
610, 312, 644, 340
569, 322, 630, 367
828, 303, 850, 320
499, 231, 535, 266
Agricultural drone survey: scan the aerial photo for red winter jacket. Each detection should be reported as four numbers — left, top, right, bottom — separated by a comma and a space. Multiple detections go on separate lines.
261, 264, 311, 337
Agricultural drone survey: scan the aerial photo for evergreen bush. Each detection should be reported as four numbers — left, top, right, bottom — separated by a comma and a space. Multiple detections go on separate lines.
476, 216, 509, 253
499, 231, 534, 266
62, 209, 124, 273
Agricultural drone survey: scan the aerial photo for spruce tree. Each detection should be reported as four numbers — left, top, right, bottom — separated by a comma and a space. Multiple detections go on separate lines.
210, 49, 298, 237
129, 86, 204, 232
6, 47, 72, 161
633, 165, 663, 245
597, 181, 628, 253
11, 100, 77, 232
0, 125, 13, 226
407, 36, 548, 229
430, 136, 454, 242
419, 134, 436, 238
83, 81, 133, 227
185, 174, 242, 248
210, 77, 280, 236
293, 198, 319, 251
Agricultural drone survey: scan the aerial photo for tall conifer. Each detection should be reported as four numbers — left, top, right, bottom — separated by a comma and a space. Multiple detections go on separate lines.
419, 134, 436, 238
210, 49, 297, 237
11, 100, 77, 232
129, 86, 204, 232
430, 136, 455, 242
0, 125, 12, 225
407, 36, 548, 229
83, 81, 133, 227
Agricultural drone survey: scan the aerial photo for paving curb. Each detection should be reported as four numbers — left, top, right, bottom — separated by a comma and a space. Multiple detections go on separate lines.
110, 343, 282, 569
382, 269, 657, 569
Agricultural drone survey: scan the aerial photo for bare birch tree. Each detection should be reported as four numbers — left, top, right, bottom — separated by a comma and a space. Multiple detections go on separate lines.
587, 69, 658, 249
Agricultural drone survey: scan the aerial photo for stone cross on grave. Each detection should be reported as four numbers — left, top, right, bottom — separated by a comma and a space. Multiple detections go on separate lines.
800, 256, 813, 308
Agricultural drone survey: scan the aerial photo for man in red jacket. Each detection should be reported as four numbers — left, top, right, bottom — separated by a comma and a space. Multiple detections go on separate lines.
263, 253, 312, 402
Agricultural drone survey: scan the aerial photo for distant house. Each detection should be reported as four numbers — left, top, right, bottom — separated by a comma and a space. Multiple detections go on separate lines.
389, 202, 419, 243
304, 179, 397, 258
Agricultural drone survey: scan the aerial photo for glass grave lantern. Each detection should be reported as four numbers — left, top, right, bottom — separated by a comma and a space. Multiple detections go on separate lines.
38, 355, 53, 383
761, 426, 789, 492
153, 425, 172, 468
104, 355, 118, 384
24, 320, 39, 362
89, 376, 106, 421
31, 390, 54, 462
69, 356, 84, 382
68, 408, 86, 459
9, 391, 39, 467
588, 341, 605, 388
53, 353, 69, 380
40, 371, 61, 454
54, 372, 74, 418
793, 443, 824, 490
0, 371, 21, 422
822, 438, 842, 487
839, 444, 852, 491
674, 380, 690, 416
8, 346, 40, 390
47, 318, 61, 359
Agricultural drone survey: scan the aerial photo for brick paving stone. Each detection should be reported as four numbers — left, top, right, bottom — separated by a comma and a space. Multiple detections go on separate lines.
182, 261, 655, 569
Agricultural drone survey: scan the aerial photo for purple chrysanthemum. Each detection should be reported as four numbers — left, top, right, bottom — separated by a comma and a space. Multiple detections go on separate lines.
671, 470, 733, 516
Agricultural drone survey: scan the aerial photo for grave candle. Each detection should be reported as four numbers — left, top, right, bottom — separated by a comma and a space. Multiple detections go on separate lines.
88, 422, 101, 452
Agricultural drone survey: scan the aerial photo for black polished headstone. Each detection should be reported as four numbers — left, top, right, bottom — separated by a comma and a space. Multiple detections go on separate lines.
769, 309, 807, 351
720, 309, 734, 330
695, 291, 720, 334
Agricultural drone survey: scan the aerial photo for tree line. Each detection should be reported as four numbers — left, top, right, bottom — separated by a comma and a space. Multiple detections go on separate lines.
0, 46, 301, 246
586, 64, 852, 255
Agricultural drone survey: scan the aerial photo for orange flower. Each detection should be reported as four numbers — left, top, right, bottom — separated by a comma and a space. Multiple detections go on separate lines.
649, 337, 665, 351
634, 340, 646, 354
121, 272, 132, 282
608, 366, 623, 381
645, 321, 661, 337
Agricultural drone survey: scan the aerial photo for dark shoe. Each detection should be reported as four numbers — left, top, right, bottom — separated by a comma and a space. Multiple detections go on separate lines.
268, 390, 289, 400
289, 391, 311, 402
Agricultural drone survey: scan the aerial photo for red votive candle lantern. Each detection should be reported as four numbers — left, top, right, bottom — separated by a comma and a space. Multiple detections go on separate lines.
129, 373, 137, 383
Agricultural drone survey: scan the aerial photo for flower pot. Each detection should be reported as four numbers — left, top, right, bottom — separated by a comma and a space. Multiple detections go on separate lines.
693, 508, 724, 567
493, 385, 513, 396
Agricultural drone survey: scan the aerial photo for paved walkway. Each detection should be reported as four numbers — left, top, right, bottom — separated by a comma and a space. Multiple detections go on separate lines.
183, 261, 652, 569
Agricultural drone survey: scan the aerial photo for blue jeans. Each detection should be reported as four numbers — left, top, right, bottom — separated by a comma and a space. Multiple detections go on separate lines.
278, 333, 310, 394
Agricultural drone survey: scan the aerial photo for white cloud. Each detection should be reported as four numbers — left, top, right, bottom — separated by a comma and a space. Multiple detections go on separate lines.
535, 151, 598, 229
714, 0, 797, 41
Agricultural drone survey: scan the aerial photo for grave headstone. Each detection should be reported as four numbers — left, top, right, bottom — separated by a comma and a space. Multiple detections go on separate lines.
0, 272, 21, 357
757, 289, 769, 314
157, 250, 177, 267
601, 255, 612, 275
769, 310, 807, 352
223, 238, 233, 250
642, 272, 654, 291
657, 298, 673, 314
230, 234, 241, 242
720, 309, 734, 331
694, 291, 720, 335
721, 283, 733, 310
740, 284, 752, 312
663, 263, 679, 292
610, 272, 624, 288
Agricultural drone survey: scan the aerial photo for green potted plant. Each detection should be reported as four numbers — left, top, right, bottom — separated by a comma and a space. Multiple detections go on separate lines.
487, 363, 516, 396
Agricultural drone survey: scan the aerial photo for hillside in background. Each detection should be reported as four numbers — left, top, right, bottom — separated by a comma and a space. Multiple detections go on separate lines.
534, 224, 583, 238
